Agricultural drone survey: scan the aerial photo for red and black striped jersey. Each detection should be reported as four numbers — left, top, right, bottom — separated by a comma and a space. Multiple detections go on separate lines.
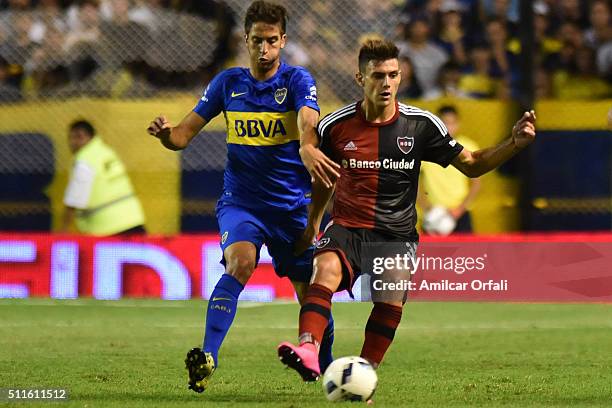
318, 101, 463, 240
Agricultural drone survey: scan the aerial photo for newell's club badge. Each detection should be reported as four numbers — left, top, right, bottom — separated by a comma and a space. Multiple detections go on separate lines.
397, 136, 414, 154
274, 88, 288, 104
316, 237, 330, 249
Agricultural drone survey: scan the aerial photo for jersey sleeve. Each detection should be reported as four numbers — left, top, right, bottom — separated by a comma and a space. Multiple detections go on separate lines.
290, 68, 320, 113
193, 71, 226, 121
422, 115, 464, 167
63, 160, 96, 209
316, 114, 334, 158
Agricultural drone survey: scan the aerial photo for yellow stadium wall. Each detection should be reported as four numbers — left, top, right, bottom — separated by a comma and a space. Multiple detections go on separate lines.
0, 97, 216, 234
0, 98, 609, 234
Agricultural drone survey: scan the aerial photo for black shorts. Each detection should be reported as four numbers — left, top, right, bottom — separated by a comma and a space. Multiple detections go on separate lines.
314, 224, 417, 296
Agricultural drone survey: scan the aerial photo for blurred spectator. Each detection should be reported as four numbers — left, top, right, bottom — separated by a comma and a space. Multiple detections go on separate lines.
533, 1, 562, 61
435, 0, 468, 65
101, 0, 130, 22
555, 0, 589, 29
36, 0, 68, 35
128, 0, 162, 31
458, 43, 501, 98
0, 55, 22, 102
399, 0, 444, 31
62, 0, 102, 86
397, 55, 423, 99
346, 0, 396, 40
505, 2, 564, 72
484, 18, 515, 76
171, 0, 237, 72
558, 21, 585, 49
554, 22, 584, 72
480, 0, 518, 34
584, 0, 612, 49
398, 15, 449, 94
28, 26, 70, 91
423, 61, 468, 99
3, 12, 38, 67
418, 105, 481, 234
597, 41, 612, 80
62, 119, 146, 235
557, 41, 578, 71
100, 0, 147, 63
553, 46, 612, 99
64, 0, 101, 52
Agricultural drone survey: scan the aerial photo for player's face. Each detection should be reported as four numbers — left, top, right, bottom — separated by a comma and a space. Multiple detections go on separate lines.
440, 112, 460, 136
358, 59, 401, 108
68, 129, 90, 154
245, 22, 286, 72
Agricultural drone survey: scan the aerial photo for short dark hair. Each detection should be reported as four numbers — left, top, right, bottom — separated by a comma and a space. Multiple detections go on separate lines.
244, 1, 287, 34
438, 105, 458, 116
358, 38, 399, 73
69, 120, 95, 137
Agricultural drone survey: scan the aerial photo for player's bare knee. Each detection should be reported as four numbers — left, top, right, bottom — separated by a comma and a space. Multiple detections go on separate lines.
312, 252, 343, 291
225, 255, 256, 285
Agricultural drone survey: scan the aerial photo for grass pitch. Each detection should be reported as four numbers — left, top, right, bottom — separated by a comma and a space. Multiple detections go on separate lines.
1, 298, 611, 407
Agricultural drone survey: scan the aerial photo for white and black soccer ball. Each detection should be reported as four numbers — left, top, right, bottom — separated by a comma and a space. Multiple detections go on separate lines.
422, 206, 456, 236
322, 356, 377, 402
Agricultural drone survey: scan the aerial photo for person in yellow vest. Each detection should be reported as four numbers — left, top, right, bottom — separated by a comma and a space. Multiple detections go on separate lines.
61, 120, 146, 235
418, 105, 481, 233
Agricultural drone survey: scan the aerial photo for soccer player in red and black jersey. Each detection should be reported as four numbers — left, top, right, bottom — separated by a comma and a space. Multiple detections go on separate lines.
276, 38, 536, 382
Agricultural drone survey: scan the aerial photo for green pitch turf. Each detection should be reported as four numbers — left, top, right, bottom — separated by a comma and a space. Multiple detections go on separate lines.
1, 299, 611, 407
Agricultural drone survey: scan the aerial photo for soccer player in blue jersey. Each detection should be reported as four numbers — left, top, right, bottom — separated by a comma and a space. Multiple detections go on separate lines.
147, 0, 339, 393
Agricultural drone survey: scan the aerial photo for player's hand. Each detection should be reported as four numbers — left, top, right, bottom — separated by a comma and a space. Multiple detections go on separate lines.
511, 110, 536, 149
147, 115, 172, 140
294, 224, 317, 255
299, 144, 340, 188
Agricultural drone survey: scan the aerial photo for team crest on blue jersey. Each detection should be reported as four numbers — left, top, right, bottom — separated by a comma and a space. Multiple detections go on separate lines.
275, 88, 288, 104
397, 137, 414, 154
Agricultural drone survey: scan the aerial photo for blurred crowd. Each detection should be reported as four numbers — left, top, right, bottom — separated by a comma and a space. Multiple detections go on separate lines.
391, 0, 612, 100
0, 0, 611, 103
0, 0, 236, 101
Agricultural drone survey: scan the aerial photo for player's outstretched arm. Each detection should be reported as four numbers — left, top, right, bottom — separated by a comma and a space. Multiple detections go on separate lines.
452, 110, 536, 178
298, 106, 340, 188
147, 111, 207, 151
294, 180, 335, 255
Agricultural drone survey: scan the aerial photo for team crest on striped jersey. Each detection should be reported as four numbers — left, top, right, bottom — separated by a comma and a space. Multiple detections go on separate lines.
397, 136, 414, 154
274, 88, 288, 104
316, 237, 330, 248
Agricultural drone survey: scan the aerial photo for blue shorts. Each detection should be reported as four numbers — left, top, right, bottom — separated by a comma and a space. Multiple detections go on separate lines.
216, 202, 314, 283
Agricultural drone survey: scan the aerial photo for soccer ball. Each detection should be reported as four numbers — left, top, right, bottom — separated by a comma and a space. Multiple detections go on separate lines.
322, 356, 378, 402
422, 206, 456, 235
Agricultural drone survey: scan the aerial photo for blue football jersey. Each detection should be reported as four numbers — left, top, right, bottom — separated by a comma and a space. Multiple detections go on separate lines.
193, 62, 319, 211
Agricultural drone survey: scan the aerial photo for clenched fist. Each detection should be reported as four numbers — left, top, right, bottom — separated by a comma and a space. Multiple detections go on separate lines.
147, 115, 172, 140
511, 110, 536, 149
